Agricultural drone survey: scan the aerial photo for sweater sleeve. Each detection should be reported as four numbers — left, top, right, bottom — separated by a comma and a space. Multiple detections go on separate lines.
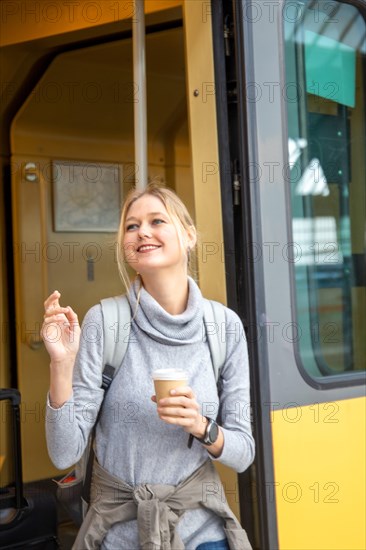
210, 307, 255, 473
45, 304, 105, 470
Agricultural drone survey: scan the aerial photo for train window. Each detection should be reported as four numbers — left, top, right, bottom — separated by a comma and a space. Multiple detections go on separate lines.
284, 1, 366, 378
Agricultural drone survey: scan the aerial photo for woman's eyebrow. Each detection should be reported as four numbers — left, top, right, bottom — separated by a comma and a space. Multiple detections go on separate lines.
125, 211, 167, 222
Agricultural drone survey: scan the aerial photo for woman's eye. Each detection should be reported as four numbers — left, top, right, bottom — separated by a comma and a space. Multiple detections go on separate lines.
126, 219, 165, 231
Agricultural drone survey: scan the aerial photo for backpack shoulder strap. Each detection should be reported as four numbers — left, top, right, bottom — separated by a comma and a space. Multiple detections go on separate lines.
202, 299, 227, 382
84, 296, 225, 501
82, 295, 131, 510
100, 295, 131, 389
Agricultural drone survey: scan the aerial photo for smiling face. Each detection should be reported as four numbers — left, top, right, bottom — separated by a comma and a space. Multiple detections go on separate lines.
122, 194, 194, 277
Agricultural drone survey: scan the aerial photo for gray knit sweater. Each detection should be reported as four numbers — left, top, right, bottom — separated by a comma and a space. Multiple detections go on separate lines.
46, 277, 255, 549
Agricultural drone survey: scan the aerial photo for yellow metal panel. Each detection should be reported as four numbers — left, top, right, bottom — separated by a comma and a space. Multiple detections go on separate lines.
183, 0, 226, 304
0, 0, 182, 47
11, 155, 55, 481
272, 397, 366, 550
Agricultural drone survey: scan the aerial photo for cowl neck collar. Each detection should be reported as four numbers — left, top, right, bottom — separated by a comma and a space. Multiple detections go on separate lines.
127, 276, 204, 345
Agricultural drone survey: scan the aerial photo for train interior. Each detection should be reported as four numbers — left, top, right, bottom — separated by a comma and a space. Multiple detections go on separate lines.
1, 3, 241, 546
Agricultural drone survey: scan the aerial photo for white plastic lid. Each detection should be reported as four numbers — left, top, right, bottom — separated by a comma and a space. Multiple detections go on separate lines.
152, 369, 187, 381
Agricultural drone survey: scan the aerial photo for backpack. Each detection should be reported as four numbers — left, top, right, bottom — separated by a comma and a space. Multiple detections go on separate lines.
55, 295, 227, 526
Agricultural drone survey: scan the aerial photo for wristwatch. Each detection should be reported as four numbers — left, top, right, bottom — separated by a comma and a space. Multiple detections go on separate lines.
195, 417, 219, 446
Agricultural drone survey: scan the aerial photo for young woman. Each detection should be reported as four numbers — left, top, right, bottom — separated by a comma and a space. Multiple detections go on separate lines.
42, 185, 255, 550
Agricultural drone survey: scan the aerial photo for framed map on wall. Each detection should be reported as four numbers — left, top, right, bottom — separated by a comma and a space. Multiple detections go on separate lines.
52, 161, 122, 232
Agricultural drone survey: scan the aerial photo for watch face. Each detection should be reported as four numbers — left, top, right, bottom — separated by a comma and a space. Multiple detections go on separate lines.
206, 419, 219, 444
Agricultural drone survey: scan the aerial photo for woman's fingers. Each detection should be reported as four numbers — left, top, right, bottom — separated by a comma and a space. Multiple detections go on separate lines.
41, 312, 68, 330
66, 306, 78, 323
41, 291, 80, 344
169, 386, 194, 398
154, 386, 207, 436
157, 391, 199, 422
158, 394, 198, 409
44, 309, 69, 320
43, 290, 61, 311
158, 407, 197, 418
154, 386, 200, 428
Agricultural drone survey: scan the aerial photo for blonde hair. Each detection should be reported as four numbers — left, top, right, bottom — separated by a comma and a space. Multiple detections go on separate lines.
117, 184, 197, 293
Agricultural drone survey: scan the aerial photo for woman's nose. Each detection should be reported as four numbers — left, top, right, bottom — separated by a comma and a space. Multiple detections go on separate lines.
138, 222, 152, 239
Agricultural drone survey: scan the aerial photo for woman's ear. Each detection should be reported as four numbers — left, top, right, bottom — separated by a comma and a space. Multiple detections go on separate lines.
186, 226, 197, 250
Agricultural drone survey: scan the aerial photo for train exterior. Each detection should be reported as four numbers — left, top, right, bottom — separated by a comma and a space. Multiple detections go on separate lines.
0, 1, 365, 549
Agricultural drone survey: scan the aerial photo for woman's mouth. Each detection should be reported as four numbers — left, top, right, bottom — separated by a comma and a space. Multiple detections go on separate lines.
137, 245, 161, 253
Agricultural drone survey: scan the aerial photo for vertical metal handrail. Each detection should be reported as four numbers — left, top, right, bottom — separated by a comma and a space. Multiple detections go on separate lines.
133, 0, 148, 190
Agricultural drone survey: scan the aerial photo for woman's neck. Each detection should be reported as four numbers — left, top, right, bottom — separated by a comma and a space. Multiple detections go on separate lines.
139, 271, 189, 315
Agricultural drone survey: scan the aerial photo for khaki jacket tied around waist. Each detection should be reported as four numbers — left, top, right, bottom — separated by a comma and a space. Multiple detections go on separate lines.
72, 458, 252, 550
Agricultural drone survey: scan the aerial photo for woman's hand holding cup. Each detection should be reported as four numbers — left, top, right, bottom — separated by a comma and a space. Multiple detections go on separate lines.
151, 369, 205, 438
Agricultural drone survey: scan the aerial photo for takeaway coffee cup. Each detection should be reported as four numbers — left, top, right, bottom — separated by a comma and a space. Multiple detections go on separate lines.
152, 369, 188, 402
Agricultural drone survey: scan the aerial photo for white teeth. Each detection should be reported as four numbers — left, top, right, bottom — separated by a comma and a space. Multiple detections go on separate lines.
138, 245, 160, 252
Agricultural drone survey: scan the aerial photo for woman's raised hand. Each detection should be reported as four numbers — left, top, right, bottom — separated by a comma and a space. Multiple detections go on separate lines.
41, 290, 81, 363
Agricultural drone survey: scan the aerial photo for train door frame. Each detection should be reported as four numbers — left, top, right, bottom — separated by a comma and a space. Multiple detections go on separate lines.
211, 2, 278, 548
211, 1, 366, 549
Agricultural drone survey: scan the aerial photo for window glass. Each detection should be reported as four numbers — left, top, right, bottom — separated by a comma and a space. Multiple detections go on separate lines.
284, 1, 366, 377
